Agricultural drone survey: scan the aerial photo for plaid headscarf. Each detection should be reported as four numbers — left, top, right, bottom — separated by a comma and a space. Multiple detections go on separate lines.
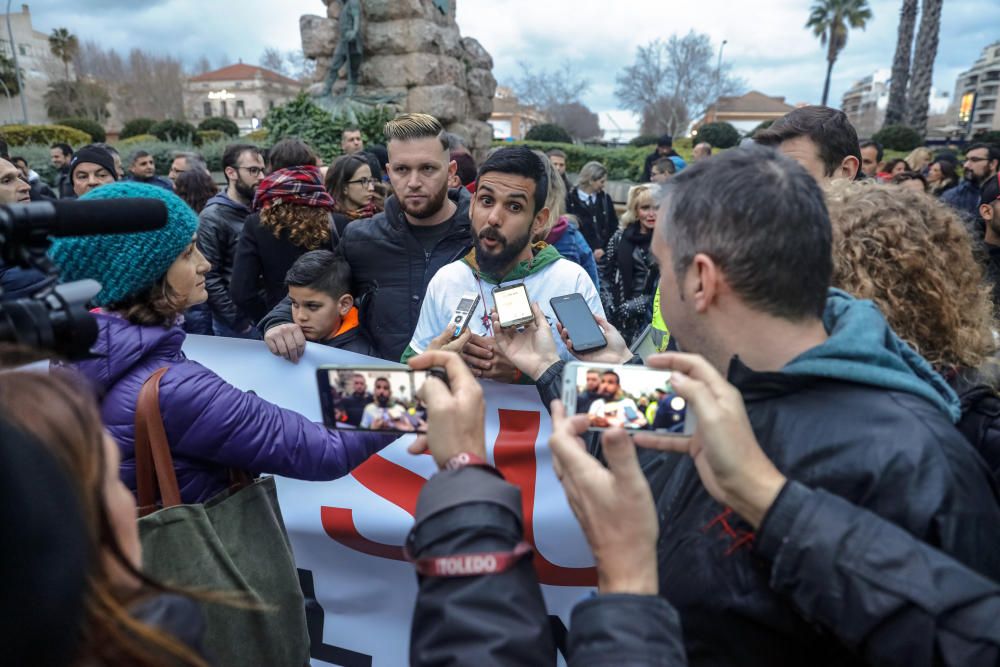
252, 165, 335, 212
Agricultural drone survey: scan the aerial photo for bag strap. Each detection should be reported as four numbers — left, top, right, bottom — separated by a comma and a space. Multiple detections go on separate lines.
134, 367, 182, 516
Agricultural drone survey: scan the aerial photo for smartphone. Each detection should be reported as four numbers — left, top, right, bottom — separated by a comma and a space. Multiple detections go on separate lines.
550, 293, 607, 353
493, 283, 534, 329
450, 293, 481, 338
316, 365, 446, 434
561, 361, 693, 435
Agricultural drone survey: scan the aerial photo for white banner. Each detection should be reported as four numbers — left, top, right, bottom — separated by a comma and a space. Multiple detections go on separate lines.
182, 335, 596, 666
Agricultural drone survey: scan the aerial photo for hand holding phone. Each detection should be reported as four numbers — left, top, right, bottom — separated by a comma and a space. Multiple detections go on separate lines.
550, 293, 606, 354
493, 283, 534, 329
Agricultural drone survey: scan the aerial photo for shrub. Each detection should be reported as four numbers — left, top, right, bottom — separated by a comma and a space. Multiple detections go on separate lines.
245, 128, 269, 143
150, 119, 197, 143
694, 122, 740, 149
0, 124, 91, 147
120, 118, 156, 140
872, 124, 923, 151
117, 133, 158, 147
525, 123, 572, 143
629, 134, 660, 148
263, 93, 394, 161
972, 130, 1000, 146
195, 130, 225, 146
55, 117, 106, 143
198, 117, 240, 137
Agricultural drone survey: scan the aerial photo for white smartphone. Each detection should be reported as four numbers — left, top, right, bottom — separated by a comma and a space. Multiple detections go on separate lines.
561, 361, 694, 435
450, 293, 481, 338
493, 283, 534, 329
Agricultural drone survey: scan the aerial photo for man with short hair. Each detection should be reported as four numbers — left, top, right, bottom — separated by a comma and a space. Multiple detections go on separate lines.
753, 105, 861, 183
692, 142, 713, 162
545, 147, 572, 194
360, 377, 414, 431
197, 143, 264, 337
126, 150, 173, 190
859, 139, 883, 178
650, 157, 676, 184
70, 145, 118, 197
261, 113, 473, 363
49, 143, 75, 198
0, 158, 47, 297
941, 143, 1000, 220
341, 127, 364, 155
641, 135, 679, 182
169, 152, 208, 182
340, 374, 373, 427
402, 146, 604, 379
587, 370, 646, 428
576, 368, 601, 414
11, 156, 54, 201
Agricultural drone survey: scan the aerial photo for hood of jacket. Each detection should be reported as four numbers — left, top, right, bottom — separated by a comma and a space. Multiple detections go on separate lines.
204, 192, 250, 214
546, 216, 570, 244
460, 242, 562, 285
780, 289, 961, 422
382, 186, 472, 233
73, 313, 186, 396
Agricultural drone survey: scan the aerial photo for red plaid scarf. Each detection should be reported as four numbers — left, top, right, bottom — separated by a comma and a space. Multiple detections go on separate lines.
252, 165, 336, 212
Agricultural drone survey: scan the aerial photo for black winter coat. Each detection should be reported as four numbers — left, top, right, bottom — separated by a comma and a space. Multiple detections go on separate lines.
229, 212, 339, 324
951, 368, 1000, 482
566, 187, 618, 252
196, 195, 253, 329
258, 188, 472, 362
600, 225, 657, 346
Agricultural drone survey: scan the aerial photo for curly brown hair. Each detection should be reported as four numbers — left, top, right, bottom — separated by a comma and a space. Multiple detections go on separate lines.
260, 204, 331, 249
827, 180, 996, 371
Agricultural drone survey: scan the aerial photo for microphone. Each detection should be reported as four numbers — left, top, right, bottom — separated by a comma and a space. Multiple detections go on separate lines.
1, 198, 168, 239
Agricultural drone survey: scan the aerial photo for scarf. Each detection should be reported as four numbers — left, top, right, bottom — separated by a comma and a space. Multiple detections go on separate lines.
253, 165, 335, 212
618, 223, 652, 298
339, 201, 377, 220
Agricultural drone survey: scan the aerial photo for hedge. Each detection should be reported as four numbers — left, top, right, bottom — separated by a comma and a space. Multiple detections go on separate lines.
118, 133, 159, 147
150, 119, 197, 143
500, 139, 695, 181
198, 117, 240, 138
120, 118, 156, 140
0, 124, 91, 147
196, 130, 225, 145
55, 117, 107, 143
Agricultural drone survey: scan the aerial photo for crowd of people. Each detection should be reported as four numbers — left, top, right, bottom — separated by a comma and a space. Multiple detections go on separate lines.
1, 98, 1000, 666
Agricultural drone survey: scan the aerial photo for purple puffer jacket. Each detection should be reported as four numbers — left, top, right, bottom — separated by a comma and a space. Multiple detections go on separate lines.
74, 313, 393, 503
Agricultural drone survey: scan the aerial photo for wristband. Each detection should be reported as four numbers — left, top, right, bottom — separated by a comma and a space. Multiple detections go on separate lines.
442, 451, 490, 472
410, 541, 533, 577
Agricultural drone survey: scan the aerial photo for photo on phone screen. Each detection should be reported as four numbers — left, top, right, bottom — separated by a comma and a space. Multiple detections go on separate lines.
550, 293, 607, 353
561, 362, 690, 434
317, 367, 433, 433
493, 283, 533, 328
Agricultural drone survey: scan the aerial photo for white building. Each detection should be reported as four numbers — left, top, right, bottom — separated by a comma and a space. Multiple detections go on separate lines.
0, 4, 64, 125
843, 68, 952, 138
183, 63, 302, 134
952, 41, 1000, 139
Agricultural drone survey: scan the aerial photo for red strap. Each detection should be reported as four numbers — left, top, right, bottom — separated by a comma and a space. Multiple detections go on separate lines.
442, 451, 493, 472
411, 542, 533, 578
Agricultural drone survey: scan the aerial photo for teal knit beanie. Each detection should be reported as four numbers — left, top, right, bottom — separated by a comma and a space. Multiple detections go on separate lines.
48, 181, 199, 306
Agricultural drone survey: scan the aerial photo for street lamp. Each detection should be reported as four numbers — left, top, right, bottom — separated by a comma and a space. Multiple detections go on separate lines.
712, 39, 728, 123
5, 0, 28, 123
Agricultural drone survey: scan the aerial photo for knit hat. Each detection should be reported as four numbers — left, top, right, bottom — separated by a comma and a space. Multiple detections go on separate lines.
48, 182, 198, 306
69, 145, 119, 182
253, 165, 335, 212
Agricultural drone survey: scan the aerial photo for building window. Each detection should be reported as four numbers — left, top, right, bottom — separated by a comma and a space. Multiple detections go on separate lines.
203, 101, 212, 117
221, 100, 228, 117
18, 45, 26, 56
235, 100, 245, 117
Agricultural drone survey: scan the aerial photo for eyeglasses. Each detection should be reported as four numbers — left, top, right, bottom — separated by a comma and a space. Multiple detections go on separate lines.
347, 177, 377, 188
238, 166, 265, 176
965, 157, 990, 164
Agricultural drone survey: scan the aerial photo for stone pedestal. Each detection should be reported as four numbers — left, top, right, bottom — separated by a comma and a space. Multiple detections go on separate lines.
301, 0, 496, 160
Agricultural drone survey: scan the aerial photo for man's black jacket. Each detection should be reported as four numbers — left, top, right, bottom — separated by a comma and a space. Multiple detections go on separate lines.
259, 188, 472, 362
197, 194, 253, 330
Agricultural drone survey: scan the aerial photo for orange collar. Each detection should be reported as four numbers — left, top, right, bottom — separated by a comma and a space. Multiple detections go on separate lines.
330, 306, 360, 339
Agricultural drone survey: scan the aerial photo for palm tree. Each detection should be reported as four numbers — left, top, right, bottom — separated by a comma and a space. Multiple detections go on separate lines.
905, 0, 942, 136
806, 0, 873, 106
883, 0, 918, 128
48, 27, 78, 82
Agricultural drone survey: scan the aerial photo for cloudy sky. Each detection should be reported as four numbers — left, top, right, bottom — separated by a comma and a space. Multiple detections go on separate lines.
17, 0, 994, 129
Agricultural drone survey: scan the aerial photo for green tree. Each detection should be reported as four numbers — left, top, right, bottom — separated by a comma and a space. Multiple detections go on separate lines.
263, 93, 393, 160
198, 116, 240, 137
872, 124, 922, 151
904, 0, 942, 136
525, 123, 572, 143
695, 122, 740, 149
44, 80, 110, 121
120, 118, 156, 139
805, 0, 872, 106
883, 0, 917, 128
149, 119, 197, 143
0, 52, 21, 96
48, 27, 79, 82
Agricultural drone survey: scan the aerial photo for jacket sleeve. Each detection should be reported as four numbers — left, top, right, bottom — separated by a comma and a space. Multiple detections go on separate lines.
163, 364, 394, 479
756, 480, 1000, 667
603, 194, 619, 247
408, 466, 556, 666
197, 213, 248, 329
227, 221, 268, 324
256, 296, 294, 335
568, 594, 686, 667
577, 231, 601, 290
598, 231, 619, 314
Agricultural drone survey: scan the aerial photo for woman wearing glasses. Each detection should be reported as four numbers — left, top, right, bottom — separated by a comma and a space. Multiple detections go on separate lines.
230, 164, 340, 323
325, 153, 380, 237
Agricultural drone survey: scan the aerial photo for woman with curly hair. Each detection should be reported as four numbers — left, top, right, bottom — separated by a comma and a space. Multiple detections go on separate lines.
230, 165, 339, 322
598, 184, 660, 346
827, 180, 1000, 479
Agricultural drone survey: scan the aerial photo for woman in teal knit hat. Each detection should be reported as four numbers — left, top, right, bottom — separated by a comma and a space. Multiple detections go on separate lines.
49, 181, 393, 504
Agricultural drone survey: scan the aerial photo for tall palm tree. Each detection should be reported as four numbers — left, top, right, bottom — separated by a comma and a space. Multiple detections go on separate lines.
48, 27, 78, 82
806, 0, 873, 106
905, 0, 942, 136
883, 0, 918, 127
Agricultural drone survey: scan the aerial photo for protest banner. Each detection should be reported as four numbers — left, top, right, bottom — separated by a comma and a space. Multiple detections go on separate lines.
182, 335, 597, 666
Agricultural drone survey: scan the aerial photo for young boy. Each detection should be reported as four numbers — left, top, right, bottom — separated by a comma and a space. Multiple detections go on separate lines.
285, 250, 375, 356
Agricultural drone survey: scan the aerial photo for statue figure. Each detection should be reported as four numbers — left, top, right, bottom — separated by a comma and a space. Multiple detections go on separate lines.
320, 0, 363, 97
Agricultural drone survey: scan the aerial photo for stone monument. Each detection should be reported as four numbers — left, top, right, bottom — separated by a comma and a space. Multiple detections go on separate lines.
301, 0, 497, 159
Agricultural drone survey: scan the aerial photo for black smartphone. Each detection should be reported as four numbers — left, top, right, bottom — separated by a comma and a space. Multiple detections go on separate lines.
316, 365, 446, 434
550, 293, 607, 353
493, 283, 534, 329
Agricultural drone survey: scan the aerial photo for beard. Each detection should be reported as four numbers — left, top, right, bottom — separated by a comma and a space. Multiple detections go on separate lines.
398, 183, 449, 220
598, 390, 618, 401
376, 394, 390, 407
473, 224, 533, 277
235, 178, 257, 203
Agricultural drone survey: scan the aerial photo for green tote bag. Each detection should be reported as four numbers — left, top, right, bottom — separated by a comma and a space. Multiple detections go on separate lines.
135, 367, 310, 666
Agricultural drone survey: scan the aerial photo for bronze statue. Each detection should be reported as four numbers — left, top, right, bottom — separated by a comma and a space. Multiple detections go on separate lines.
320, 0, 363, 97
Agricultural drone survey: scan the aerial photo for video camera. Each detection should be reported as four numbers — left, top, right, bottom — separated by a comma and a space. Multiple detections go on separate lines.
0, 198, 168, 359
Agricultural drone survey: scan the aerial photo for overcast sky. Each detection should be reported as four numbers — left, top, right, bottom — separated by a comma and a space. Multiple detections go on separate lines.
18, 0, 994, 128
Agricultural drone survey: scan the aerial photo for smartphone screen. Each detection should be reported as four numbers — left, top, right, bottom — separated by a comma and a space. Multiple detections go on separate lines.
561, 362, 689, 434
493, 284, 533, 328
317, 366, 432, 433
550, 293, 607, 353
